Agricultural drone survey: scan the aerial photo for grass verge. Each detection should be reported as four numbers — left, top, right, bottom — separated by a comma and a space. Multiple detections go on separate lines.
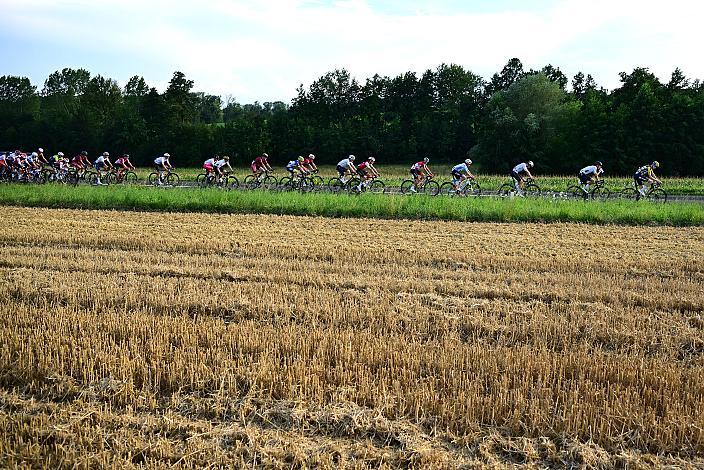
1, 183, 702, 226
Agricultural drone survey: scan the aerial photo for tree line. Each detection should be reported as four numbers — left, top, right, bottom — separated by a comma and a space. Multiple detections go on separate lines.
1, 58, 703, 176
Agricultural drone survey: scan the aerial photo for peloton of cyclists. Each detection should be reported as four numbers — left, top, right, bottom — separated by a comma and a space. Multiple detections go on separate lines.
355, 157, 379, 191
409, 157, 432, 193
154, 153, 172, 185
450, 159, 476, 193
510, 161, 535, 196
634, 161, 662, 200
578, 161, 604, 194
336, 155, 356, 183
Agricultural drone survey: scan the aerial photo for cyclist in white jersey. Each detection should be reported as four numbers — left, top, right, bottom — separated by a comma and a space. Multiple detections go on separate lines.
510, 161, 534, 196
94, 152, 112, 185
153, 153, 172, 185
450, 159, 476, 192
578, 161, 603, 194
336, 155, 356, 182
214, 156, 232, 180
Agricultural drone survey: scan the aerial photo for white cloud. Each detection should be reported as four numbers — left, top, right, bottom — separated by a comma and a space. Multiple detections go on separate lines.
1, 0, 703, 101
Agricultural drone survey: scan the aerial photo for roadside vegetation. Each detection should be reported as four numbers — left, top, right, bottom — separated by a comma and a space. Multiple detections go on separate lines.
0, 183, 702, 226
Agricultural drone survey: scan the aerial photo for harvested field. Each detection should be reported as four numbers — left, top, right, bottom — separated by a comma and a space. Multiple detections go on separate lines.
1, 207, 703, 468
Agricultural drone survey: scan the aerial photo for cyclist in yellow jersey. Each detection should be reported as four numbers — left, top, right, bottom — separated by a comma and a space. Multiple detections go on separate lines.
634, 161, 662, 199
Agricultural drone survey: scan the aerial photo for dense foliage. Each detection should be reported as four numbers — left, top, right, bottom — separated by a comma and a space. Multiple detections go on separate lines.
1, 59, 703, 175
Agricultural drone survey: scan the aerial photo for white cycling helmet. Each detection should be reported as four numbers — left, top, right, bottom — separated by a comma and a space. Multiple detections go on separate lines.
163, 153, 170, 157
103, 151, 109, 156
348, 155, 355, 161
57, 152, 64, 157
465, 158, 472, 165
308, 153, 315, 159
38, 148, 44, 153
368, 157, 376, 163
423, 157, 430, 163
527, 160, 534, 167
31, 152, 38, 157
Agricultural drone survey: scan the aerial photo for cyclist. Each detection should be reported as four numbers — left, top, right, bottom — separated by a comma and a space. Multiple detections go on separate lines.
202, 156, 216, 177
578, 161, 603, 194
409, 157, 432, 193
93, 152, 112, 185
251, 152, 273, 179
510, 161, 535, 196
36, 148, 49, 166
214, 156, 233, 182
153, 153, 172, 185
634, 161, 662, 200
285, 156, 306, 178
302, 153, 318, 173
113, 154, 135, 180
354, 157, 379, 191
450, 159, 476, 193
71, 151, 90, 176
336, 155, 356, 182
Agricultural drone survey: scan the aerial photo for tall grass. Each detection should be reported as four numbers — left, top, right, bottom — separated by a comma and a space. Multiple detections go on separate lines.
0, 183, 702, 226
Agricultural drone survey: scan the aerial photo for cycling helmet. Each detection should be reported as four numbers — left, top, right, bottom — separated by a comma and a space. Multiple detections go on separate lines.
465, 158, 472, 165
163, 153, 170, 157
103, 151, 109, 156
38, 148, 44, 153
308, 154, 315, 159
368, 157, 376, 163
81, 150, 88, 156
123, 154, 130, 158
31, 152, 38, 157
223, 156, 230, 161
297, 156, 304, 162
348, 155, 356, 161
595, 161, 603, 166
57, 152, 64, 157
262, 152, 268, 157
651, 161, 660, 168
527, 160, 534, 167
423, 157, 430, 163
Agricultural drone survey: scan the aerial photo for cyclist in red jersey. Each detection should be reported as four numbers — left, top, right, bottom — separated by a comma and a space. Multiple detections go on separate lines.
251, 152, 273, 177
354, 157, 379, 191
301, 154, 318, 173
114, 154, 135, 179
409, 157, 432, 192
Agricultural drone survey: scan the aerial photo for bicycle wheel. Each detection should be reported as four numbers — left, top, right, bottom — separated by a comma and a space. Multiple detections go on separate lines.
225, 175, 240, 190
196, 173, 208, 187
244, 175, 259, 189
123, 172, 137, 184
400, 179, 416, 194
422, 180, 440, 196
309, 175, 324, 191
648, 188, 667, 203
367, 179, 386, 194
620, 188, 639, 200
439, 182, 456, 196
165, 173, 180, 186
279, 177, 296, 192
148, 172, 159, 185
87, 172, 100, 185
346, 177, 361, 193
328, 177, 346, 193
262, 175, 278, 191
498, 183, 516, 197
591, 187, 611, 201
566, 185, 587, 200
524, 183, 541, 197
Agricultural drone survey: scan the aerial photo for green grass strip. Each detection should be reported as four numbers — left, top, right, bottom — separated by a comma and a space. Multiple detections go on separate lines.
1, 184, 702, 226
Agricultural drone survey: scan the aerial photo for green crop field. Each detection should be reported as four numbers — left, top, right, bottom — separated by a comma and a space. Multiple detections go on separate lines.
0, 183, 702, 226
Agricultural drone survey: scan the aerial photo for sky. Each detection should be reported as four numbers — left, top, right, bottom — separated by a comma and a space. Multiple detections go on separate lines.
1, 0, 703, 103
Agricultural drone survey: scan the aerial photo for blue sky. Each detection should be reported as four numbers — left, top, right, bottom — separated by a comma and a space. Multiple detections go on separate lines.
1, 0, 702, 102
